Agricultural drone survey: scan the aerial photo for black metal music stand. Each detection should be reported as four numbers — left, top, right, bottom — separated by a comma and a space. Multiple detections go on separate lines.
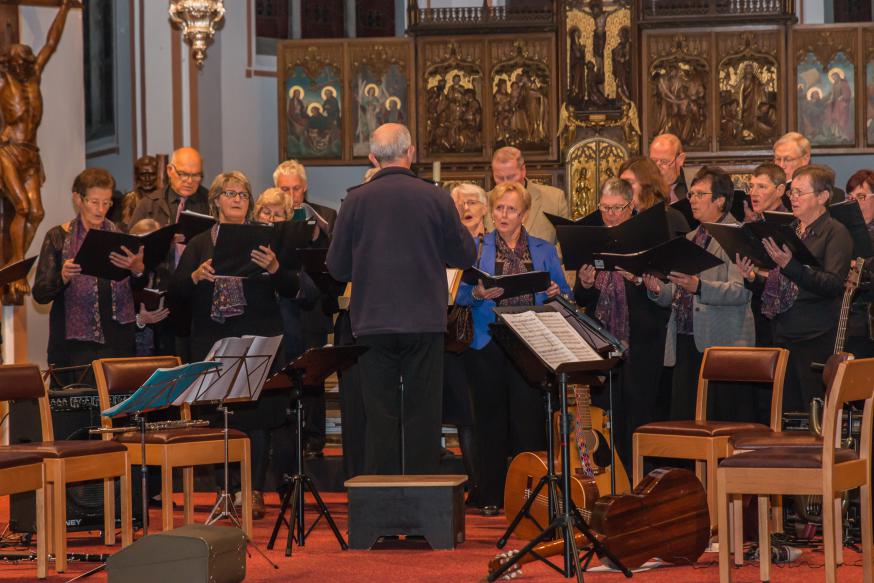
487, 305, 631, 583
266, 345, 367, 557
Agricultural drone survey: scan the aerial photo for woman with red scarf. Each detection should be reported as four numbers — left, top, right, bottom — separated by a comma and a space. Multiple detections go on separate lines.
33, 168, 141, 374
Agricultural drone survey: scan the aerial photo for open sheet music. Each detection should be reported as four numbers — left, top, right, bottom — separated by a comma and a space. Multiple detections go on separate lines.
102, 361, 220, 418
174, 334, 283, 405
501, 310, 602, 371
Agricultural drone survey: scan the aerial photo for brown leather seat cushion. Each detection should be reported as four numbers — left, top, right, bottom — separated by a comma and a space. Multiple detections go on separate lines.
720, 446, 858, 469
115, 427, 248, 444
10, 440, 127, 459
636, 420, 769, 437
0, 450, 43, 470
730, 430, 822, 450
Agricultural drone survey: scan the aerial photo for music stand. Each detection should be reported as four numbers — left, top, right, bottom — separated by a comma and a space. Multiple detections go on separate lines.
67, 361, 221, 583
487, 305, 631, 583
266, 345, 367, 557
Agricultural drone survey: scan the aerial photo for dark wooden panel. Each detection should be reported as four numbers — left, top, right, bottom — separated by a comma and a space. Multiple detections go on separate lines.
302, 0, 345, 39
255, 0, 289, 39
356, 0, 395, 38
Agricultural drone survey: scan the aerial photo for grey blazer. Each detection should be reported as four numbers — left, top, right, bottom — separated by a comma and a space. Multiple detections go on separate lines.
649, 213, 755, 366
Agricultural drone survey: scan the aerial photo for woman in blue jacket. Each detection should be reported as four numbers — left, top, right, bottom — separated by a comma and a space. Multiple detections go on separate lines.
456, 181, 570, 515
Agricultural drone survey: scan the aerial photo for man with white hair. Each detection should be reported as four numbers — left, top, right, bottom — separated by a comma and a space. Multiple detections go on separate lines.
773, 131, 845, 208
273, 159, 336, 244
327, 123, 476, 475
649, 133, 688, 203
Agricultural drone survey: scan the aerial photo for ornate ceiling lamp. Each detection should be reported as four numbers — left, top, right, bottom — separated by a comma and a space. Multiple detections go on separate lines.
168, 0, 225, 68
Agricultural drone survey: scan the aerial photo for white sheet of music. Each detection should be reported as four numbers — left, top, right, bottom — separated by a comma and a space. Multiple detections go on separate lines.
446, 268, 461, 305
174, 336, 255, 405
501, 310, 602, 371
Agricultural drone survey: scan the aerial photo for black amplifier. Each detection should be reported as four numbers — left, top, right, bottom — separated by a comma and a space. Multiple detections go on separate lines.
9, 386, 143, 534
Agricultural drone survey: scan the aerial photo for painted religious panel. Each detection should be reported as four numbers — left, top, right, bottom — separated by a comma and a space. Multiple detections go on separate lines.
716, 31, 782, 150
793, 29, 857, 148
418, 39, 486, 162
348, 40, 414, 159
644, 33, 711, 151
865, 29, 874, 147
278, 42, 345, 163
489, 37, 555, 158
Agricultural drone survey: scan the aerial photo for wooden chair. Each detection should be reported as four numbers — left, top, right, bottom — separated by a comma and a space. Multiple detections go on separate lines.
632, 346, 789, 532
717, 356, 874, 583
0, 364, 132, 573
92, 356, 253, 536
0, 451, 46, 578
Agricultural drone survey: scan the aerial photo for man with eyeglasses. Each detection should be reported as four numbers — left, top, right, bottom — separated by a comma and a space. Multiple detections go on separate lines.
129, 147, 210, 231
773, 132, 845, 209
738, 164, 852, 414
485, 146, 569, 245
649, 133, 687, 203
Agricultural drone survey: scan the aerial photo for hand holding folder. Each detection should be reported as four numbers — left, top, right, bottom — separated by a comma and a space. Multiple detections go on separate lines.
74, 224, 176, 281
594, 236, 723, 279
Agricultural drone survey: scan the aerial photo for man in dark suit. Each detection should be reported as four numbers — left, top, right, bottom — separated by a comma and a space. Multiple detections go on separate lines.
327, 123, 476, 474
273, 160, 339, 459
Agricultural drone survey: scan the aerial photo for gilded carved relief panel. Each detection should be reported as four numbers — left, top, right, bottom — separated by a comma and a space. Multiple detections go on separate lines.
716, 32, 781, 150
418, 40, 486, 161
646, 33, 711, 151
566, 137, 628, 219
792, 28, 857, 148
490, 37, 555, 158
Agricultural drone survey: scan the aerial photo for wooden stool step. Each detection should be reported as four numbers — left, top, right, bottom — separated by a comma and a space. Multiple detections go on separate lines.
344, 475, 467, 550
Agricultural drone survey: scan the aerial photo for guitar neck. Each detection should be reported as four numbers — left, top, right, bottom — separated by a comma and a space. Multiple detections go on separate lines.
834, 258, 865, 354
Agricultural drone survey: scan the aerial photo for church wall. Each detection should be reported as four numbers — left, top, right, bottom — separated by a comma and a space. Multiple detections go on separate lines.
21, 6, 85, 367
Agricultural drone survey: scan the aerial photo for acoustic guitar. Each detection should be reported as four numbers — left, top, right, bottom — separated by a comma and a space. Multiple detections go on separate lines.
502, 451, 599, 541
490, 468, 710, 579
554, 385, 631, 495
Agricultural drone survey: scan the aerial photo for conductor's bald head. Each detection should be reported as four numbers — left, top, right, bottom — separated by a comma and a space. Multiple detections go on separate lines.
369, 123, 415, 169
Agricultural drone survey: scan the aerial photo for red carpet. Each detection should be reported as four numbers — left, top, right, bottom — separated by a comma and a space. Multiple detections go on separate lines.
0, 492, 868, 582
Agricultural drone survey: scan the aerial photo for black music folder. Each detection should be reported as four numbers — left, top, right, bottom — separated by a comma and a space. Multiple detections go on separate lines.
273, 219, 318, 267
545, 210, 603, 227
556, 203, 671, 270
295, 247, 340, 293
133, 287, 166, 311
705, 221, 819, 269
730, 189, 749, 223
828, 200, 873, 258
593, 236, 723, 279
74, 225, 176, 281
0, 256, 37, 286
461, 267, 551, 299
212, 223, 276, 277
763, 210, 794, 226
176, 210, 216, 242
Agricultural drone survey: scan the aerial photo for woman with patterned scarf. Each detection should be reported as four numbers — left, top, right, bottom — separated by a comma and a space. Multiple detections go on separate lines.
170, 171, 301, 519
573, 177, 671, 475
455, 181, 569, 516
33, 168, 141, 380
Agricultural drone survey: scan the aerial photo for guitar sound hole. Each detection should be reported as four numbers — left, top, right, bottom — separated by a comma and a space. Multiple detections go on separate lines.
592, 431, 613, 468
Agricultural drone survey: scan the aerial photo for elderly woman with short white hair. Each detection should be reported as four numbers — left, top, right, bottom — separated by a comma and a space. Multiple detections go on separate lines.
451, 182, 488, 238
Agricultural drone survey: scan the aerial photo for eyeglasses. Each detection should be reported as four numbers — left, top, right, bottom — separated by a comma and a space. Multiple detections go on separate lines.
82, 198, 113, 209
689, 191, 714, 200
170, 166, 204, 182
651, 155, 678, 168
788, 189, 817, 199
258, 208, 287, 220
493, 204, 521, 216
599, 201, 631, 214
774, 156, 801, 165
220, 190, 251, 200
849, 191, 870, 202
458, 199, 484, 208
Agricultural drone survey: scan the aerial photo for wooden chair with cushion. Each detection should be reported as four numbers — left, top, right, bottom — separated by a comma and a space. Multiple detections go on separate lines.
0, 364, 132, 573
0, 451, 46, 578
717, 356, 874, 583
92, 356, 252, 536
632, 346, 789, 533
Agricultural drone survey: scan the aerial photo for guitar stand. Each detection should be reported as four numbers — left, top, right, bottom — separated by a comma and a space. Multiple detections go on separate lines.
498, 389, 560, 548
488, 373, 632, 583
267, 371, 347, 556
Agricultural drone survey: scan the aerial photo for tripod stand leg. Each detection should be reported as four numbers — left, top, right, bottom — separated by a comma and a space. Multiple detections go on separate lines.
498, 475, 553, 548
285, 478, 304, 557
561, 520, 585, 583
488, 516, 570, 582
267, 479, 295, 550
303, 476, 347, 549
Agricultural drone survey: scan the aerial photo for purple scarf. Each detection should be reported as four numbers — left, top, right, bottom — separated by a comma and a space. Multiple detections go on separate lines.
209, 224, 247, 323
495, 227, 534, 307
760, 223, 813, 319
62, 217, 135, 343
672, 226, 712, 334
594, 270, 629, 347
